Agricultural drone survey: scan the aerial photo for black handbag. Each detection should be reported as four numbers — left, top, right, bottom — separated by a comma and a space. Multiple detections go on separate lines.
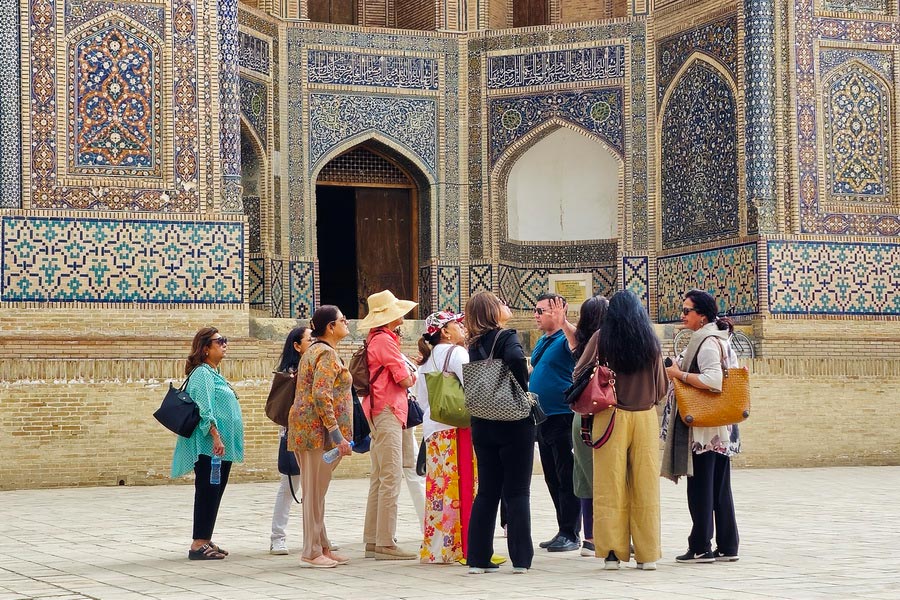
406, 393, 424, 428
277, 435, 301, 504
352, 388, 371, 453
153, 370, 200, 438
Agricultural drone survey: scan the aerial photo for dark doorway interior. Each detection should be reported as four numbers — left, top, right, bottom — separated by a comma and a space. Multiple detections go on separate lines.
316, 185, 359, 318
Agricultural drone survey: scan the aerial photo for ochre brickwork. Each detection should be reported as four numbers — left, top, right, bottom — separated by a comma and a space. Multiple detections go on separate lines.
559, 0, 608, 22
394, 0, 436, 30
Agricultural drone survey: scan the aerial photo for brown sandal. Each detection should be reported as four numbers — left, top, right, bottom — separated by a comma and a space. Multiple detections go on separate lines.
188, 543, 226, 560
209, 542, 228, 556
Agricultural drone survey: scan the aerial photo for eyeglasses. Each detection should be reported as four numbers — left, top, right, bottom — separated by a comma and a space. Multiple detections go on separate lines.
211, 337, 228, 346
681, 307, 698, 315
331, 318, 349, 326
533, 307, 547, 315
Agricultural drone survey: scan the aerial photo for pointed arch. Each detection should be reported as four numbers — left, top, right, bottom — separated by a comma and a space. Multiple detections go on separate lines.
310, 131, 436, 188
657, 52, 742, 250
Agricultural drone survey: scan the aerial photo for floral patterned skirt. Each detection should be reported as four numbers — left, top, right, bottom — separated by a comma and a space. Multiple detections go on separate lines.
419, 428, 477, 564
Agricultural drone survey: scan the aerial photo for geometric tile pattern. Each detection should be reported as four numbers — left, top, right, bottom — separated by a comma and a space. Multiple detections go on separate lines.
489, 88, 624, 165
656, 243, 758, 323
419, 265, 433, 317
27, 0, 200, 211
498, 263, 617, 311
240, 76, 268, 147
822, 62, 892, 206
768, 241, 900, 315
469, 263, 493, 297
218, 0, 241, 188
437, 265, 461, 313
0, 0, 19, 207
248, 257, 264, 307
239, 30, 270, 76
69, 19, 162, 176
270, 258, 284, 318
623, 256, 649, 312
308, 50, 438, 90
64, 1, 166, 36
744, 2, 774, 234
290, 261, 315, 319
486, 45, 625, 90
661, 59, 739, 249
499, 241, 618, 265
656, 15, 737, 106
0, 217, 244, 304
242, 196, 260, 253
308, 94, 437, 173
794, 1, 900, 236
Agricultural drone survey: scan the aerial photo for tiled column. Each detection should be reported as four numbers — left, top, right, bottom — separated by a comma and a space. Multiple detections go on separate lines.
0, 0, 19, 207
219, 0, 243, 212
744, 0, 777, 234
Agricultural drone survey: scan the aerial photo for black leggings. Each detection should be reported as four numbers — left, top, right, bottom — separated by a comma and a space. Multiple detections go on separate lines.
192, 454, 232, 540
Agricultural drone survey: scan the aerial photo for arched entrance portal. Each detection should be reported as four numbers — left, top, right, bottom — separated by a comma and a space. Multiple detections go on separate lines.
316, 142, 421, 319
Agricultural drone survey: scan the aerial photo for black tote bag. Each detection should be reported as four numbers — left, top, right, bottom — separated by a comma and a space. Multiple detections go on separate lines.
153, 370, 200, 438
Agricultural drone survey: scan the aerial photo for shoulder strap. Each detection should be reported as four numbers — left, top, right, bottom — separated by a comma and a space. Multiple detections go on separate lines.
530, 333, 552, 367
441, 345, 457, 373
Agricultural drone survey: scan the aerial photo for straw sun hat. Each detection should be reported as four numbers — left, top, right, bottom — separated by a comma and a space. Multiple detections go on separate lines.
357, 290, 417, 330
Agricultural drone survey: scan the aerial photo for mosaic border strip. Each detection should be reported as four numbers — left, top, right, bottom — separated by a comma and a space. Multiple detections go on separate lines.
0, 0, 19, 208
218, 0, 242, 212
623, 256, 650, 311
290, 261, 315, 319
486, 45, 626, 90
0, 216, 244, 304
656, 242, 759, 322
308, 50, 439, 90
768, 240, 900, 315
498, 263, 617, 311
437, 265, 461, 313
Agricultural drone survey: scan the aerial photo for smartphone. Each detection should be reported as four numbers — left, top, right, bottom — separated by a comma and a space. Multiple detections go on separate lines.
664, 357, 673, 367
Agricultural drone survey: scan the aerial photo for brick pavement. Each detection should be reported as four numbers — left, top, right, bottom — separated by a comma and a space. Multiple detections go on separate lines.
0, 467, 898, 600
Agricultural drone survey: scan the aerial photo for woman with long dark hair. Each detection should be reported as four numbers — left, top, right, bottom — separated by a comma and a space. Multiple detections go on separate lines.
171, 327, 244, 560
593, 290, 666, 570
568, 295, 608, 557
662, 289, 741, 564
269, 326, 312, 555
464, 292, 534, 574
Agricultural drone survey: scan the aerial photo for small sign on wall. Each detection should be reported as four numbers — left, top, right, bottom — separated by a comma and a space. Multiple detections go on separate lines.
548, 273, 592, 314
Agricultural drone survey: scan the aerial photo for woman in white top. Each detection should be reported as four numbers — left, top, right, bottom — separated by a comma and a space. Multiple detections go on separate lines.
414, 310, 472, 563
663, 289, 741, 564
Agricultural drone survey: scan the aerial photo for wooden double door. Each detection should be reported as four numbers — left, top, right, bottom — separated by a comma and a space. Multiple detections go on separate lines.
316, 185, 415, 319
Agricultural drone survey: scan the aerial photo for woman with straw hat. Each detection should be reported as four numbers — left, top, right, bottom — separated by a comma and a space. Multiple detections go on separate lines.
358, 290, 419, 560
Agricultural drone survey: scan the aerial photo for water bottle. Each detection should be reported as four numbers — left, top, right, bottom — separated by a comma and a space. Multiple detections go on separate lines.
210, 454, 222, 485
323, 441, 354, 464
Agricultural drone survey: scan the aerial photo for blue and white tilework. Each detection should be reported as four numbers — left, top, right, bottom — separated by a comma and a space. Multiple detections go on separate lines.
744, 1, 774, 234
0, 0, 19, 207
290, 261, 315, 319
240, 76, 268, 147
243, 196, 261, 253
270, 258, 284, 318
239, 30, 270, 76
64, 0, 166, 36
656, 15, 737, 107
489, 88, 624, 165
308, 50, 438, 90
249, 257, 265, 307
419, 265, 433, 317
768, 241, 900, 315
660, 59, 739, 249
218, 0, 241, 211
308, 94, 437, 174
656, 243, 758, 322
623, 256, 649, 311
469, 263, 493, 297
498, 264, 617, 311
486, 45, 625, 89
437, 265, 461, 313
1, 217, 244, 304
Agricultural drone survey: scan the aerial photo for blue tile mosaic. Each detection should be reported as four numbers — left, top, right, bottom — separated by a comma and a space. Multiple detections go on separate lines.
498, 264, 616, 312
249, 257, 264, 307
0, 0, 19, 208
489, 88, 624, 165
623, 256, 649, 311
218, 0, 241, 212
240, 76, 268, 148
239, 30, 270, 76
660, 59, 739, 249
656, 15, 737, 106
64, 0, 166, 37
768, 241, 900, 315
469, 263, 493, 297
290, 261, 315, 319
308, 93, 437, 174
270, 258, 284, 318
419, 265, 433, 317
437, 265, 461, 313
308, 50, 438, 90
744, 2, 774, 234
0, 217, 244, 304
656, 243, 758, 323
486, 45, 625, 89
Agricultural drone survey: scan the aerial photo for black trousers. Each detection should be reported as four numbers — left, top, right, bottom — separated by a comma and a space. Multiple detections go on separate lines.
192, 454, 233, 540
537, 412, 581, 542
686, 451, 739, 555
467, 416, 536, 569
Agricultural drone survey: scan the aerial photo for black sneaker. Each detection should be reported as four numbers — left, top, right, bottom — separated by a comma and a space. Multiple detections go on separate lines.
675, 550, 715, 563
546, 537, 580, 553
538, 534, 561, 549
714, 549, 739, 562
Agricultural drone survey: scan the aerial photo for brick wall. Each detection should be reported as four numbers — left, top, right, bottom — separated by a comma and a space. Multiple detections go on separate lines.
488, 0, 510, 29
394, 0, 436, 30
559, 0, 607, 23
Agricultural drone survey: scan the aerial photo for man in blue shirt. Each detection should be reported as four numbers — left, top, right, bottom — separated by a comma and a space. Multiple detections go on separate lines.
529, 292, 580, 552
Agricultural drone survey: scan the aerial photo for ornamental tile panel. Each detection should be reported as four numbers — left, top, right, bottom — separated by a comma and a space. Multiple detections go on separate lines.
290, 261, 315, 319
469, 263, 493, 297
270, 258, 284, 318
661, 60, 739, 249
499, 263, 616, 311
239, 30, 270, 76
0, 0, 19, 207
68, 19, 163, 177
308, 50, 438, 90
437, 265, 460, 313
240, 76, 268, 148
308, 93, 437, 173
489, 88, 624, 165
486, 45, 625, 89
657, 15, 737, 106
64, 0, 166, 37
744, 1, 775, 234
0, 217, 244, 304
623, 256, 649, 311
219, 0, 241, 189
768, 241, 900, 315
249, 257, 264, 306
243, 195, 261, 253
656, 243, 758, 323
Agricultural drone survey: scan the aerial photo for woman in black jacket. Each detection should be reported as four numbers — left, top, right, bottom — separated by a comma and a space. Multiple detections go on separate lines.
464, 292, 534, 574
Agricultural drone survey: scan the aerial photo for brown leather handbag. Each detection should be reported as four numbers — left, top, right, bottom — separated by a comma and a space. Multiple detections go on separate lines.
673, 340, 750, 427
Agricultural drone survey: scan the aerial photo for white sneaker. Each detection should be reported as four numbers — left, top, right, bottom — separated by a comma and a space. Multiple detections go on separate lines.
637, 561, 657, 570
511, 567, 528, 574
270, 540, 289, 555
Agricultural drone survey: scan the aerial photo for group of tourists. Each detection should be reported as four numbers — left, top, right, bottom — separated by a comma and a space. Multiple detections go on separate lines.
169, 286, 742, 572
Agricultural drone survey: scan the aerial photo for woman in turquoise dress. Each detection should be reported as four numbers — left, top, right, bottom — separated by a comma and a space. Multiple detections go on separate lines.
171, 327, 245, 560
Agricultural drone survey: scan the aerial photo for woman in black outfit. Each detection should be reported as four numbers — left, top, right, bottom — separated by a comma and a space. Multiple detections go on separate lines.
464, 291, 534, 574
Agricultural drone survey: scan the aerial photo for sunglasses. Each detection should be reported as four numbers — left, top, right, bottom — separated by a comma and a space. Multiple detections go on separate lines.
681, 307, 698, 315
533, 307, 547, 315
211, 337, 228, 346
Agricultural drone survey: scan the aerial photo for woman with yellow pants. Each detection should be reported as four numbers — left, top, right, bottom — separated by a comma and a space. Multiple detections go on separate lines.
591, 290, 667, 570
